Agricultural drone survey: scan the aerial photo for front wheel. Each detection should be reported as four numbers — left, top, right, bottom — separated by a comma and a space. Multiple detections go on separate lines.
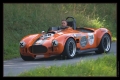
20, 53, 35, 61
62, 38, 76, 59
95, 34, 111, 54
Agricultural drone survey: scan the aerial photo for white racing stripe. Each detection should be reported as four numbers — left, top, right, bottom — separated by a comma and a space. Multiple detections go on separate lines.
35, 39, 47, 45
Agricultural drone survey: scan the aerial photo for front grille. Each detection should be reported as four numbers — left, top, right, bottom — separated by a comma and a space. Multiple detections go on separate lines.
29, 45, 47, 54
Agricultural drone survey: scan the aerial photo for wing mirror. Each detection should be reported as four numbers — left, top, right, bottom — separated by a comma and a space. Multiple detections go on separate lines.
41, 31, 45, 34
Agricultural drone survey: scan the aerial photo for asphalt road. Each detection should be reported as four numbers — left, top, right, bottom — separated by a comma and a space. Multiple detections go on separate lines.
3, 42, 117, 76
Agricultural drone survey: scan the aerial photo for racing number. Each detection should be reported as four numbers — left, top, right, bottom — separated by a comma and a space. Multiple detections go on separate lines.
88, 33, 94, 45
89, 35, 93, 39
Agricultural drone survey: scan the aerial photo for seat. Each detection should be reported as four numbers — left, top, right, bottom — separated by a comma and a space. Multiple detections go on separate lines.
67, 21, 74, 29
66, 16, 76, 30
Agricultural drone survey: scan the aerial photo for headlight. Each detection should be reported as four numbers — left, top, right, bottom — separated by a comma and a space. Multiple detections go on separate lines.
52, 40, 58, 46
20, 41, 26, 47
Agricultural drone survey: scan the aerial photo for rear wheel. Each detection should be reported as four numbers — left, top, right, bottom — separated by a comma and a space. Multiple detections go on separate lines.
62, 38, 76, 59
20, 53, 35, 61
95, 34, 111, 54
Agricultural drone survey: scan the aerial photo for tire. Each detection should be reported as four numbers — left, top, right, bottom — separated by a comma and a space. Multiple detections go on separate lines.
20, 53, 35, 61
62, 38, 76, 59
95, 34, 111, 54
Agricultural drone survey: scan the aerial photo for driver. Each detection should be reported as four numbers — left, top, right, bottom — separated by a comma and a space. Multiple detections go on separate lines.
57, 20, 73, 31
58, 20, 71, 30
61, 20, 68, 28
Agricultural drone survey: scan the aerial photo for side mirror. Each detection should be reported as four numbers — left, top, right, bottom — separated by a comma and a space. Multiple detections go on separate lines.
41, 31, 45, 34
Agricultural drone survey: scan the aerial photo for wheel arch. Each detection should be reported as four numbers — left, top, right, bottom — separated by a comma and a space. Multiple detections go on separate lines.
54, 35, 76, 54
96, 28, 112, 47
63, 37, 76, 46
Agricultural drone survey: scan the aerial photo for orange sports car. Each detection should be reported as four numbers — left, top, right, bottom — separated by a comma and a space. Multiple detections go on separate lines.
19, 17, 112, 61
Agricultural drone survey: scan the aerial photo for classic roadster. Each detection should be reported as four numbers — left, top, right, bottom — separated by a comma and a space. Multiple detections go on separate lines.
19, 17, 112, 61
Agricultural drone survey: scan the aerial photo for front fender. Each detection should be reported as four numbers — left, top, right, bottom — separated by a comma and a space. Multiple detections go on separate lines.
54, 34, 75, 54
20, 34, 42, 56
95, 28, 112, 46
20, 34, 42, 47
